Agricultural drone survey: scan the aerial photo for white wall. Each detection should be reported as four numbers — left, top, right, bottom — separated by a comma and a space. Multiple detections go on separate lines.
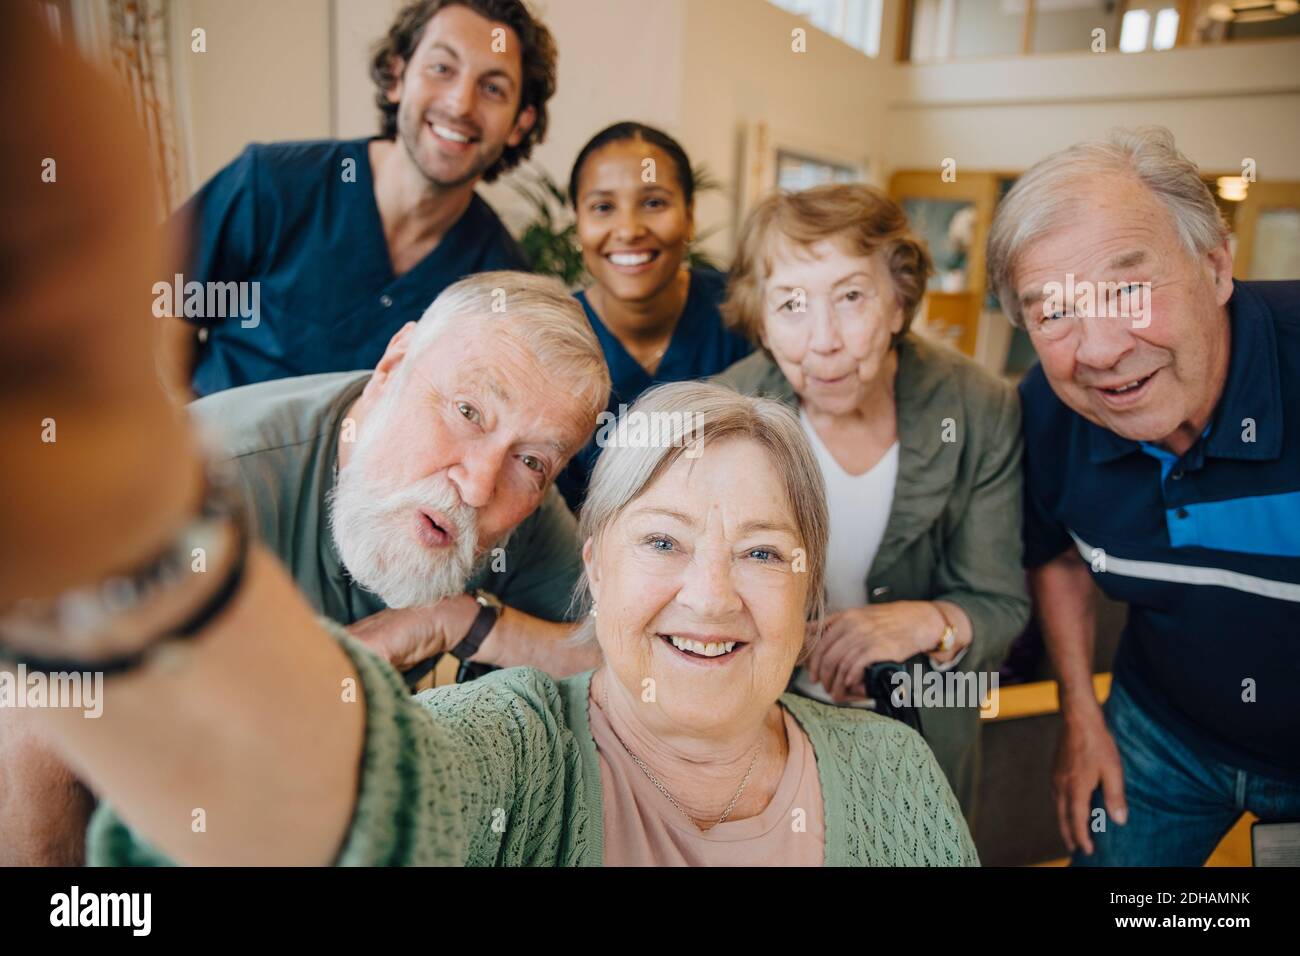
168, 0, 1300, 246
884, 38, 1300, 179
334, 0, 403, 140
169, 0, 333, 190
676, 0, 894, 260
477, 0, 689, 234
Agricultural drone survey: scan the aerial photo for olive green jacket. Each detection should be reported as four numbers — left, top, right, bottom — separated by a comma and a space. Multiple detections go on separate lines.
714, 333, 1030, 818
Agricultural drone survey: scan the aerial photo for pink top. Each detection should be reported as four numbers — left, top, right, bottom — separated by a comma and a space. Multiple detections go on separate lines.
589, 693, 826, 866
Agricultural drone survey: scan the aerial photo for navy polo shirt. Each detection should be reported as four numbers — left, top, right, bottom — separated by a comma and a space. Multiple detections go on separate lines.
1021, 280, 1300, 783
181, 138, 527, 397
556, 267, 752, 510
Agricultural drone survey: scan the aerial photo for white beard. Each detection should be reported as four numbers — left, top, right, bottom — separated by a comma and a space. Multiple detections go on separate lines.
328, 408, 480, 609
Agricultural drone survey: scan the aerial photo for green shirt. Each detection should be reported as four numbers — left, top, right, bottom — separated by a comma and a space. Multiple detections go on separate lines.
88, 626, 980, 866
189, 371, 582, 624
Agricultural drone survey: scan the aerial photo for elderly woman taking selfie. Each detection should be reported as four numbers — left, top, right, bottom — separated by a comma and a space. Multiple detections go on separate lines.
715, 184, 1030, 817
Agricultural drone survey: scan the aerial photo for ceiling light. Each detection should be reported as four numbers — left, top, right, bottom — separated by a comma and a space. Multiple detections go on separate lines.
1217, 177, 1249, 202
1208, 1, 1300, 21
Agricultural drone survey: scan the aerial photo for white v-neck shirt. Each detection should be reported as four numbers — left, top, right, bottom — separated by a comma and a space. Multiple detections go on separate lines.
795, 410, 900, 707
799, 409, 899, 614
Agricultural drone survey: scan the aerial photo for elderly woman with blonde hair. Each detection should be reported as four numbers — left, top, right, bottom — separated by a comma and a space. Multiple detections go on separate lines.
716, 183, 1031, 819
64, 383, 975, 867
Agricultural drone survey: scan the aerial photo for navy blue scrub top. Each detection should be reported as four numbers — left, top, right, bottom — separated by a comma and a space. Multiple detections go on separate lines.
181, 138, 528, 397
557, 267, 753, 510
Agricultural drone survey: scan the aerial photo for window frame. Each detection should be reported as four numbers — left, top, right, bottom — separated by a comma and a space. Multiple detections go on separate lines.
899, 0, 1199, 62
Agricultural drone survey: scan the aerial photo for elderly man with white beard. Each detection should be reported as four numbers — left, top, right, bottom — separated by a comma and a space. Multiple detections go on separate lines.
199, 270, 611, 677
3, 270, 608, 865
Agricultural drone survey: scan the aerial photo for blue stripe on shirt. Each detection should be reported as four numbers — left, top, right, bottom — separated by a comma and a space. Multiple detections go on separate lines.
1167, 489, 1300, 556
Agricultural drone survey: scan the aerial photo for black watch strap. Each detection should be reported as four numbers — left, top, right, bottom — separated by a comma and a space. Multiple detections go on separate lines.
451, 595, 500, 662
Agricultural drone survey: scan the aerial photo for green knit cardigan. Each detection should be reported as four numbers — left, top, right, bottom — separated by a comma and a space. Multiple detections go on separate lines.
88, 633, 979, 866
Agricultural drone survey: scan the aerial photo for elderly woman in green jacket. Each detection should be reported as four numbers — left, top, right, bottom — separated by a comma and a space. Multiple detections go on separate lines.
63, 384, 975, 867
714, 184, 1030, 819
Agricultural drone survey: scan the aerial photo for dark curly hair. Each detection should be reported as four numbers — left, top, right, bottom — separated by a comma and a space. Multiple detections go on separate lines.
369, 0, 557, 183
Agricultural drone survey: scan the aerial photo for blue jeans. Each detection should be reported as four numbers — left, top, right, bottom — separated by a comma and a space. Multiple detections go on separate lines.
1072, 680, 1300, 866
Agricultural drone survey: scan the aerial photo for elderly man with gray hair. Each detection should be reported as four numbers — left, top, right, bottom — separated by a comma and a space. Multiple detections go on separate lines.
988, 127, 1300, 866
218, 269, 610, 675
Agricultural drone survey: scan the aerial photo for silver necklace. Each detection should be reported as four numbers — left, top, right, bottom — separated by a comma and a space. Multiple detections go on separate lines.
601, 678, 761, 831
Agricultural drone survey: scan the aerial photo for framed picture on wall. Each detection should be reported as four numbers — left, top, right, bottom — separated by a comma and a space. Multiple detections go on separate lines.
775, 150, 861, 191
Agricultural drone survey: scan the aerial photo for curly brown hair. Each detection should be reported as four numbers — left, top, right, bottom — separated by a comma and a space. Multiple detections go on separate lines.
369, 0, 557, 183
722, 184, 933, 348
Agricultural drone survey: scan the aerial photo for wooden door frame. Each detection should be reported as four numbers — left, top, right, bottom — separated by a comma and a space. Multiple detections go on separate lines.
1233, 180, 1300, 280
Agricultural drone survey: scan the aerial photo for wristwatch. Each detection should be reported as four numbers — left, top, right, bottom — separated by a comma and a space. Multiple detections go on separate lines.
930, 604, 957, 657
451, 589, 503, 663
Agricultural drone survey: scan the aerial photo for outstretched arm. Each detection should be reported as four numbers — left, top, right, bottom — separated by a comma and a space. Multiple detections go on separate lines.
0, 6, 362, 867
34, 550, 366, 867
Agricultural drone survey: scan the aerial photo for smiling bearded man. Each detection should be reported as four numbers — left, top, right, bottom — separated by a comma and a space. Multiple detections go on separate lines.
157, 0, 558, 403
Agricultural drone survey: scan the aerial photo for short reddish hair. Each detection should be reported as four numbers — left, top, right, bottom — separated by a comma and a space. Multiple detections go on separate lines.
722, 184, 932, 346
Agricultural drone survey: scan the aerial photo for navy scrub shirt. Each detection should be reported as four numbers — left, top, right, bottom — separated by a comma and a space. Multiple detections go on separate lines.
180, 137, 528, 397
557, 267, 753, 510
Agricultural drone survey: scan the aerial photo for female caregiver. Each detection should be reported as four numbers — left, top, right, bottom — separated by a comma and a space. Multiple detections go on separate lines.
556, 122, 751, 509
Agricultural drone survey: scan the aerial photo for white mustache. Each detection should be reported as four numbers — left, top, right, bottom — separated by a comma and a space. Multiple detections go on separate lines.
329, 466, 481, 609
382, 475, 475, 539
